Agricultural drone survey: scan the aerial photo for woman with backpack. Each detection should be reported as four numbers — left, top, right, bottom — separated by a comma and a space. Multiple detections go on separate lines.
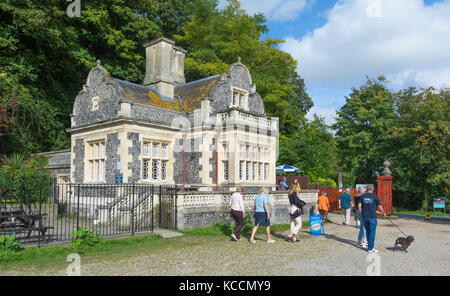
249, 187, 275, 244
287, 185, 305, 242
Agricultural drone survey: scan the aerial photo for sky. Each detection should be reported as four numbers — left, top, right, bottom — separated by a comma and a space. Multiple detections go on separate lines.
218, 0, 450, 125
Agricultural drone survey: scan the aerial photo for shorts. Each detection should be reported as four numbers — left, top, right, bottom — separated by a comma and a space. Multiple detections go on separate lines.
254, 212, 270, 227
319, 209, 328, 215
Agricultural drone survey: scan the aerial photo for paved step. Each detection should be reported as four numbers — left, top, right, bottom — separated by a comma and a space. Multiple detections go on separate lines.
153, 228, 184, 238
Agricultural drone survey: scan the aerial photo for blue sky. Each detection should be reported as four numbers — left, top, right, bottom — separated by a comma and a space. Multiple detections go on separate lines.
219, 0, 450, 125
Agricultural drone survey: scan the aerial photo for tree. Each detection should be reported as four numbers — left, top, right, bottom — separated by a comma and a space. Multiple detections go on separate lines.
333, 76, 395, 184
174, 0, 312, 132
0, 0, 195, 155
278, 115, 338, 186
385, 87, 449, 210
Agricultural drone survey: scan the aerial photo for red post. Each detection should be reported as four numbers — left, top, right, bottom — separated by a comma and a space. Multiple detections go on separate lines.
377, 176, 393, 215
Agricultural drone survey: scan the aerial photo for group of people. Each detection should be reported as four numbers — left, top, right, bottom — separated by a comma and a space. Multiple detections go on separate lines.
230, 182, 387, 253
229, 182, 305, 244
230, 186, 275, 244
317, 185, 387, 253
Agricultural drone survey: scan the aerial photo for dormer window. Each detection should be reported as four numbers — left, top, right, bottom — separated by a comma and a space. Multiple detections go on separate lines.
231, 88, 248, 109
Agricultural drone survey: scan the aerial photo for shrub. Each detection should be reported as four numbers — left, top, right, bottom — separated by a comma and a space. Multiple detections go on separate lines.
0, 154, 52, 202
242, 212, 255, 234
0, 235, 23, 252
71, 227, 104, 247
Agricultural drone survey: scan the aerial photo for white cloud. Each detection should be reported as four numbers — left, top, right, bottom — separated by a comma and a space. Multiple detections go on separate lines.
218, 0, 308, 21
281, 0, 450, 89
271, 0, 308, 21
306, 106, 338, 126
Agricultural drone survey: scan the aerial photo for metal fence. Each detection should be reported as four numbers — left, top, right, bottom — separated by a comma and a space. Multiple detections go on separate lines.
0, 183, 178, 247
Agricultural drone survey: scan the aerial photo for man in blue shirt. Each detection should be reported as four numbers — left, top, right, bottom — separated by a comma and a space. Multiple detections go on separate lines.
358, 184, 387, 253
339, 189, 353, 226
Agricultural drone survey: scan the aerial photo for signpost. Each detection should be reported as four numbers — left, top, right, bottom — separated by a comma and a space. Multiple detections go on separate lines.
433, 198, 446, 215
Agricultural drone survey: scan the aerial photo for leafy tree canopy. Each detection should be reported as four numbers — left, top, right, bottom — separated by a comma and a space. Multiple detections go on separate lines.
174, 0, 313, 133
333, 76, 395, 184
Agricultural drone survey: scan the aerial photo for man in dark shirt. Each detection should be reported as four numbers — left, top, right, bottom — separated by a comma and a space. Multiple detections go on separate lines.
358, 184, 386, 253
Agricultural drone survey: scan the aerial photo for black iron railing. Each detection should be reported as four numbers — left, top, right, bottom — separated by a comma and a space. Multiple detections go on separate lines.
0, 183, 178, 247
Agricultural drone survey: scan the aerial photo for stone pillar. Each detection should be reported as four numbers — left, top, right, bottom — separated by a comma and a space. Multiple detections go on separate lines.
377, 176, 393, 215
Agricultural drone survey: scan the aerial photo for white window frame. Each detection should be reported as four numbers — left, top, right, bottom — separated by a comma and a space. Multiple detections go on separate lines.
223, 161, 229, 181
142, 141, 169, 182
231, 87, 248, 109
87, 140, 105, 182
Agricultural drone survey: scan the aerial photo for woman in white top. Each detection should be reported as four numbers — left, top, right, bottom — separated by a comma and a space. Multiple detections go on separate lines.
230, 186, 245, 241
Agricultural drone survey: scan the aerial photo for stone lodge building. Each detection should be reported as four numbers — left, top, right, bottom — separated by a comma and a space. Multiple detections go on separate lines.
39, 37, 280, 192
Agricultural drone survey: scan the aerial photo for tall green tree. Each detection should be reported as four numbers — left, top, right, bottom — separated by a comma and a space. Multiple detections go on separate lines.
333, 76, 395, 184
278, 115, 338, 186
385, 87, 449, 209
0, 0, 194, 155
174, 0, 312, 132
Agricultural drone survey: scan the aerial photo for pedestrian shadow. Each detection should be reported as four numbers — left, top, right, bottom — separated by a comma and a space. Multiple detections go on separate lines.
324, 233, 359, 248
270, 231, 292, 242
324, 220, 341, 226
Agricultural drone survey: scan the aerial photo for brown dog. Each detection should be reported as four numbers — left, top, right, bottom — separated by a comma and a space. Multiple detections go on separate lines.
394, 236, 414, 252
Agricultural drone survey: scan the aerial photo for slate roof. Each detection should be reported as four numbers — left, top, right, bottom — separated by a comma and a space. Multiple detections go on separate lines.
112, 78, 184, 112
111, 74, 220, 113
174, 75, 220, 111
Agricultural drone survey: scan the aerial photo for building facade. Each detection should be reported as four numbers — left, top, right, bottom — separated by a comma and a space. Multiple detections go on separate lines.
42, 37, 279, 191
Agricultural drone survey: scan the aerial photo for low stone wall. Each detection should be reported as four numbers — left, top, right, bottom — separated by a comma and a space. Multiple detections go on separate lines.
176, 190, 319, 229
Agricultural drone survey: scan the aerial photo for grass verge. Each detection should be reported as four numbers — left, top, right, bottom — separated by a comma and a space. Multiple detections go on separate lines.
393, 208, 450, 217
0, 219, 328, 272
0, 234, 191, 271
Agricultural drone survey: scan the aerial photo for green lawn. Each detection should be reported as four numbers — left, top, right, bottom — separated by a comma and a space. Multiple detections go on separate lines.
0, 222, 297, 272
393, 208, 450, 217
0, 219, 331, 273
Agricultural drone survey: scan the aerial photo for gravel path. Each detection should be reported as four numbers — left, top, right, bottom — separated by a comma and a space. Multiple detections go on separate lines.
3, 213, 450, 276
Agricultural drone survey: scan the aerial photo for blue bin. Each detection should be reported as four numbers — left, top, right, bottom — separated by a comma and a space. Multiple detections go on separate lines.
309, 214, 324, 235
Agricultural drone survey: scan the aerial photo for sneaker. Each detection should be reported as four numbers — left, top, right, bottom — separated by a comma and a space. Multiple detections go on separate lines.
267, 240, 275, 243
231, 233, 238, 241
356, 243, 363, 248
368, 249, 378, 253
362, 242, 368, 247
249, 240, 256, 244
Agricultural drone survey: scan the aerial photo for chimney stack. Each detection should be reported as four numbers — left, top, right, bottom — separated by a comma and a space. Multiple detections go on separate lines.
143, 37, 186, 99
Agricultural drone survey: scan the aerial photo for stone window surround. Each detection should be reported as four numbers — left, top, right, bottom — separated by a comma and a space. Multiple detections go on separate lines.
230, 86, 248, 110
238, 142, 270, 183
218, 138, 271, 185
85, 139, 106, 183
141, 140, 170, 183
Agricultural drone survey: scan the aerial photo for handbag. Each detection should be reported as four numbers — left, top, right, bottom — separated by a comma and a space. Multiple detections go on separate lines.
290, 209, 301, 219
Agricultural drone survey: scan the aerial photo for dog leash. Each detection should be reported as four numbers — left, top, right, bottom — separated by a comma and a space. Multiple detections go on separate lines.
385, 216, 408, 238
